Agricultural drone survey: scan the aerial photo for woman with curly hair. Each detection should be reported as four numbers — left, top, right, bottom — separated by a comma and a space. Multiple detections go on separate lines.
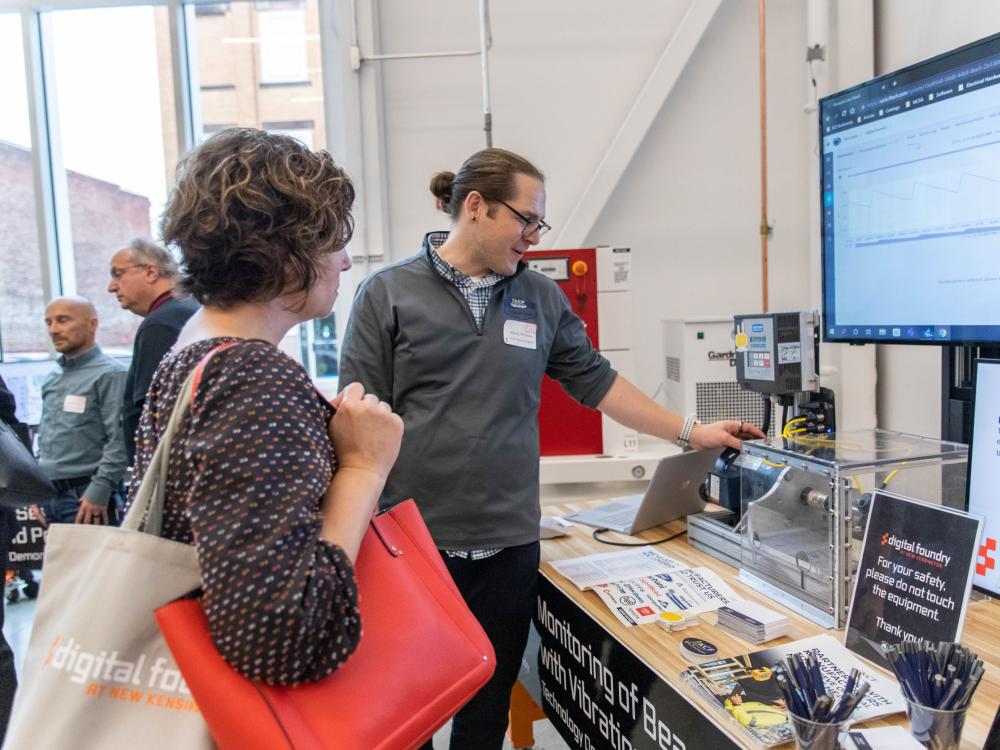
128, 127, 403, 685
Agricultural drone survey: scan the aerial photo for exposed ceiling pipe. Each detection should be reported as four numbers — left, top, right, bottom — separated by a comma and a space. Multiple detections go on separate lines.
758, 0, 772, 312
479, 0, 493, 147
350, 0, 493, 148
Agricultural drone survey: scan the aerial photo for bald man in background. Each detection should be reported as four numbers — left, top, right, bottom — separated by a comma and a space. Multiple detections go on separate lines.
34, 297, 127, 526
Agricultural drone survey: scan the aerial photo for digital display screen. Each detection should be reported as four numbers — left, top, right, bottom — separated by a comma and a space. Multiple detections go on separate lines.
820, 33, 1000, 345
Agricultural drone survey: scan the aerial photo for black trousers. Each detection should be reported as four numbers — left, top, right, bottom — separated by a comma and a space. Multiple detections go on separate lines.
421, 542, 540, 750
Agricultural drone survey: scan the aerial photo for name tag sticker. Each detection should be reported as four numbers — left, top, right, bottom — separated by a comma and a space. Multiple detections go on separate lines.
503, 320, 537, 349
63, 395, 87, 414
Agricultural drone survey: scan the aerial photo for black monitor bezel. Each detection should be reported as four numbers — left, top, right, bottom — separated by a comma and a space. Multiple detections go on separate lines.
819, 32, 1000, 347
965, 357, 1000, 600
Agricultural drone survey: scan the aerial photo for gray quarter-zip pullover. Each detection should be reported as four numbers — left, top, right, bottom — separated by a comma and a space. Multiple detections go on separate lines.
339, 233, 616, 549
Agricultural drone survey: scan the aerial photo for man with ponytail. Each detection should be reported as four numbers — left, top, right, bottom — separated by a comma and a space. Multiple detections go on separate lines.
340, 148, 763, 748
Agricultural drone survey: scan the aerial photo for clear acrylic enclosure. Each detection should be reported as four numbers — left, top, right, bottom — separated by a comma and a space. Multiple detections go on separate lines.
737, 430, 968, 628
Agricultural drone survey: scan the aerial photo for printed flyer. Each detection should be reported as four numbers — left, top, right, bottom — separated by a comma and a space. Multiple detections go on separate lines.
592, 567, 741, 627
682, 635, 904, 747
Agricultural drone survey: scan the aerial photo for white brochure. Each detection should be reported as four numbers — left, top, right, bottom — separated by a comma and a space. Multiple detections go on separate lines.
549, 547, 685, 591
592, 567, 742, 627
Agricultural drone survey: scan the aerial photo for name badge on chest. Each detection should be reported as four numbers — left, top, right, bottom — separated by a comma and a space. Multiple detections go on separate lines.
63, 395, 87, 413
503, 320, 537, 349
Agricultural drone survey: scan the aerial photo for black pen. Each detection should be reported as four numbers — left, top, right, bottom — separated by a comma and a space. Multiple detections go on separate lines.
809, 657, 826, 701
811, 695, 832, 723
834, 681, 870, 722
939, 678, 962, 710
884, 639, 984, 711
843, 667, 858, 698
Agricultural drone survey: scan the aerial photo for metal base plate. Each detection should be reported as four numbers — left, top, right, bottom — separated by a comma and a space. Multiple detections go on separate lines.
737, 570, 836, 629
687, 512, 741, 568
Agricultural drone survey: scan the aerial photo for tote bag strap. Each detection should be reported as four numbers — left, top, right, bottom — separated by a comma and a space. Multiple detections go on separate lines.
121, 341, 240, 536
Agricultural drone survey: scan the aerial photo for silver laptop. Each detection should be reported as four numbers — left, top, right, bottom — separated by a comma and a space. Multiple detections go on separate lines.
564, 449, 719, 534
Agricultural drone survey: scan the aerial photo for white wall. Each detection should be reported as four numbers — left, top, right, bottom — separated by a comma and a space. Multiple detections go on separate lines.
873, 0, 1000, 439
587, 0, 811, 398
374, 0, 701, 259
357, 0, 815, 400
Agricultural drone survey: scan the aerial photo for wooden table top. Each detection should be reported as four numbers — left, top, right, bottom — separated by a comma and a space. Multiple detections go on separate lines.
539, 502, 1000, 749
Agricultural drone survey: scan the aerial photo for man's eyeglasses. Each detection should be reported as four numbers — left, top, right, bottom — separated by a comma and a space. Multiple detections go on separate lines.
483, 195, 551, 239
109, 264, 150, 281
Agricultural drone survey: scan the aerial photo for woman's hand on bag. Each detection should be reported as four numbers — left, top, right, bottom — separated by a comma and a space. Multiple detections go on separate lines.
320, 383, 403, 557
328, 382, 403, 482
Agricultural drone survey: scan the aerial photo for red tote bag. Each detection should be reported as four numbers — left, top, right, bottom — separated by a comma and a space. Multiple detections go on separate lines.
156, 498, 495, 750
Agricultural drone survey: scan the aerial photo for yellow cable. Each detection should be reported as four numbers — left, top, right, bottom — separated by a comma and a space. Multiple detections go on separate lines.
782, 417, 807, 438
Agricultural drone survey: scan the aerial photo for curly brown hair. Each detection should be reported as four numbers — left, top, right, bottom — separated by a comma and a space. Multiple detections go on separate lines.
161, 128, 355, 309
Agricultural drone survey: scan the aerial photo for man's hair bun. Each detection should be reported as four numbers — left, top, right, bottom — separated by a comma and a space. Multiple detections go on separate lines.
429, 171, 455, 212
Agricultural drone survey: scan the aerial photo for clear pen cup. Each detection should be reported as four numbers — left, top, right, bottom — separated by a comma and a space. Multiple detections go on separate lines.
905, 698, 968, 750
788, 713, 851, 750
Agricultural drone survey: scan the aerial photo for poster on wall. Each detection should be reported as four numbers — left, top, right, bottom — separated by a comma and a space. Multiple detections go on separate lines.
844, 490, 982, 669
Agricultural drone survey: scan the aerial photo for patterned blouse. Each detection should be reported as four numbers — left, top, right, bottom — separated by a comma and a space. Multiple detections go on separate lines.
128, 337, 361, 686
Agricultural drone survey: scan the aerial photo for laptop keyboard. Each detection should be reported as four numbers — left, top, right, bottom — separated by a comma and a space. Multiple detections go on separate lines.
601, 508, 638, 527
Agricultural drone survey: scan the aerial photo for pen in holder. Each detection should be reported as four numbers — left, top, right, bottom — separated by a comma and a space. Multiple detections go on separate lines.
882, 639, 984, 750
776, 654, 870, 750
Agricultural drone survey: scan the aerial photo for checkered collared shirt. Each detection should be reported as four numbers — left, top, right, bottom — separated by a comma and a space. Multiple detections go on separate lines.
426, 232, 505, 332
427, 231, 505, 560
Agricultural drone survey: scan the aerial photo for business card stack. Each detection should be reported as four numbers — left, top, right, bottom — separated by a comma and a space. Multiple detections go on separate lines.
716, 600, 788, 644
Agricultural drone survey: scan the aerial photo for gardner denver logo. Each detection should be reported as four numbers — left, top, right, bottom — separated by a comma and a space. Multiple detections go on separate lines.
881, 532, 952, 568
977, 537, 997, 578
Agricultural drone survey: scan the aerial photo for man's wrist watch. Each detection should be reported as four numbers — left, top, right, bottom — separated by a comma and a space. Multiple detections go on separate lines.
676, 414, 699, 448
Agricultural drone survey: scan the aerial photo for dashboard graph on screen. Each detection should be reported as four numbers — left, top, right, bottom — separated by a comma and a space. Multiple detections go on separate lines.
821, 32, 1000, 345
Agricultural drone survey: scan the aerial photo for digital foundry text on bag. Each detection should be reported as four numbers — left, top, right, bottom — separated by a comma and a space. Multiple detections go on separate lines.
154, 347, 496, 750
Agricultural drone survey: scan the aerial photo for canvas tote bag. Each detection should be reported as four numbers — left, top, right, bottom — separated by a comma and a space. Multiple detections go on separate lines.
4, 362, 213, 749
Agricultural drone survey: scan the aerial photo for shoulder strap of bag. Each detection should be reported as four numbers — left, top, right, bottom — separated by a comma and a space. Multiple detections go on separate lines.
121, 341, 240, 536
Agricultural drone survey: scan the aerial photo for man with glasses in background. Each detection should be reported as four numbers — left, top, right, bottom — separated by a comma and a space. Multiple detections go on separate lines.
107, 239, 197, 463
340, 148, 761, 749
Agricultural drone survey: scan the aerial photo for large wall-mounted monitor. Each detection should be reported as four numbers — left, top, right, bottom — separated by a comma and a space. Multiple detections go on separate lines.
820, 33, 1000, 345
